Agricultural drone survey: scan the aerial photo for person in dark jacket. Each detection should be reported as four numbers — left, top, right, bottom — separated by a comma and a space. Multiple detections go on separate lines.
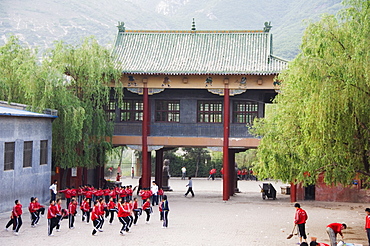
161, 195, 170, 228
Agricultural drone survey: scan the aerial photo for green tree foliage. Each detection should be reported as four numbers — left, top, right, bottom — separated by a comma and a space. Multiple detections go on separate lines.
0, 36, 121, 169
251, 0, 370, 185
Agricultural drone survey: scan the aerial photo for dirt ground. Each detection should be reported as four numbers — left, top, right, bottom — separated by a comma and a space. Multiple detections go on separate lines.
0, 177, 367, 246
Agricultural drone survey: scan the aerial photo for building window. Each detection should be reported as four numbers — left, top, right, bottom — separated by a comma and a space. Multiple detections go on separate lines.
198, 101, 223, 123
233, 101, 258, 124
155, 100, 180, 122
40, 140, 48, 165
4, 142, 15, 171
120, 100, 143, 122
23, 141, 33, 168
105, 100, 116, 121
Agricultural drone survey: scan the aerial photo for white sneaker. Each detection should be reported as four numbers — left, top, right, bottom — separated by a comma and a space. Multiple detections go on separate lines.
86, 222, 89, 224
146, 221, 150, 224
120, 231, 126, 235
56, 229, 60, 232
48, 234, 54, 237
32, 225, 36, 228
98, 229, 103, 232
70, 227, 75, 230
14, 232, 19, 236
5, 228, 8, 231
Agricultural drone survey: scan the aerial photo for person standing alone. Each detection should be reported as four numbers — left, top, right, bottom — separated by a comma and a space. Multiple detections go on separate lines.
184, 177, 194, 197
294, 203, 308, 244
181, 167, 186, 180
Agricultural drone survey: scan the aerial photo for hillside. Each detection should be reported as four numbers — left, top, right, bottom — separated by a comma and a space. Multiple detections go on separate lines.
0, 0, 343, 60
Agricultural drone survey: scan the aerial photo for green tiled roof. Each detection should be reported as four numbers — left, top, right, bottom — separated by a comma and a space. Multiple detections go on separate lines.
112, 29, 288, 76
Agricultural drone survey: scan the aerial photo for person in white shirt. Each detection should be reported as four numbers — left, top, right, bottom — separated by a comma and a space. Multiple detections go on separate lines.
49, 180, 58, 201
181, 167, 186, 180
150, 181, 159, 206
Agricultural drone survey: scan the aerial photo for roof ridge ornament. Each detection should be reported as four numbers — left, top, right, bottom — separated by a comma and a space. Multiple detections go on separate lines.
263, 21, 272, 32
117, 21, 125, 32
191, 18, 196, 31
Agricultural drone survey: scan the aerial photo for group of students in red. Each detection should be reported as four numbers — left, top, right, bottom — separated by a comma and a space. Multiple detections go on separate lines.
293, 203, 370, 246
59, 185, 135, 208
5, 183, 169, 237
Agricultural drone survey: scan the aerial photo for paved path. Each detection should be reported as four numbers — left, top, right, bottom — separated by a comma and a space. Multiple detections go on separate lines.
0, 178, 367, 245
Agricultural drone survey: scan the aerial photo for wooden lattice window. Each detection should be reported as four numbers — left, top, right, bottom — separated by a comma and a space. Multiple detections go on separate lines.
120, 99, 143, 122
197, 101, 223, 123
233, 101, 258, 124
155, 100, 180, 122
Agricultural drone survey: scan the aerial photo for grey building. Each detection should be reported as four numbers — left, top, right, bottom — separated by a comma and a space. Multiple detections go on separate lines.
0, 102, 57, 213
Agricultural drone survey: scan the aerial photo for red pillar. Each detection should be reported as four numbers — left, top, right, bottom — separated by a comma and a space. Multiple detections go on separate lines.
141, 86, 150, 189
290, 182, 297, 203
223, 87, 230, 201
155, 149, 164, 188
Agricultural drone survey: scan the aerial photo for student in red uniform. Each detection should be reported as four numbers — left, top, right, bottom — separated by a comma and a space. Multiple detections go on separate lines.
158, 188, 164, 202
142, 198, 152, 224
119, 186, 127, 202
47, 199, 58, 236
83, 188, 93, 207
109, 187, 117, 203
159, 199, 163, 221
59, 186, 72, 208
294, 203, 308, 244
29, 197, 39, 227
68, 198, 77, 229
326, 223, 347, 246
127, 200, 134, 228
104, 187, 110, 203
139, 189, 152, 205
309, 237, 329, 246
107, 197, 117, 224
91, 201, 103, 235
117, 200, 130, 235
70, 186, 77, 199
126, 185, 133, 201
365, 208, 370, 246
34, 197, 45, 219
5, 200, 23, 235
77, 186, 83, 205
83, 198, 91, 224
55, 198, 63, 232
132, 198, 142, 225
98, 198, 106, 230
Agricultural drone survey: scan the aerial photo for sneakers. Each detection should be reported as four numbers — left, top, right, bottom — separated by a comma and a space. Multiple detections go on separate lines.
5, 228, 8, 231
13, 232, 19, 236
31, 225, 36, 228
86, 222, 89, 224
70, 227, 75, 230
56, 229, 60, 232
98, 229, 103, 232
146, 221, 150, 224
48, 234, 54, 237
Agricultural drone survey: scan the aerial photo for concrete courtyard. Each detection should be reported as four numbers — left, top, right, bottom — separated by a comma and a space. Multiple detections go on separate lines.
0, 177, 367, 245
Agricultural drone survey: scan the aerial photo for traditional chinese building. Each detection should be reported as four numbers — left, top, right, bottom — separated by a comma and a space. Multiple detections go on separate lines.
109, 21, 288, 200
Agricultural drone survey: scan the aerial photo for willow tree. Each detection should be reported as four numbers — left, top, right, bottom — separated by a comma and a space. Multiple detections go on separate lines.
0, 36, 122, 169
44, 37, 122, 169
251, 0, 370, 185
